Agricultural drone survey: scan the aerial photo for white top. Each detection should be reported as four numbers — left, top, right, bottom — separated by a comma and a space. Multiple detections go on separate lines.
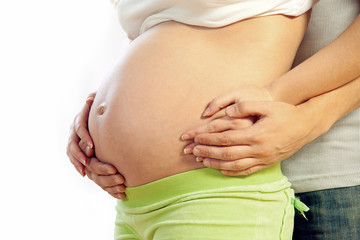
116, 0, 319, 40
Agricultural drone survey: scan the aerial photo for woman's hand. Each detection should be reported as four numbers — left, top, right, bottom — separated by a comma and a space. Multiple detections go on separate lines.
66, 92, 126, 199
67, 92, 96, 176
84, 156, 126, 200
182, 100, 321, 176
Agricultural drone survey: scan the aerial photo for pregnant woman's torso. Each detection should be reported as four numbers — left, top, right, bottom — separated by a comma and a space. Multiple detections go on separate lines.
89, 15, 309, 187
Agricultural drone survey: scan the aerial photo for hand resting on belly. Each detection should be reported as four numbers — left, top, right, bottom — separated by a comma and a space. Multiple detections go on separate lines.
88, 14, 309, 187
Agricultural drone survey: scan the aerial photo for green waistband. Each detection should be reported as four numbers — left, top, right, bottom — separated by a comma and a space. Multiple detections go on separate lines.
122, 163, 283, 208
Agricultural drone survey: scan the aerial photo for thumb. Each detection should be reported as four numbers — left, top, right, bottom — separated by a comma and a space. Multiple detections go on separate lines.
226, 101, 271, 118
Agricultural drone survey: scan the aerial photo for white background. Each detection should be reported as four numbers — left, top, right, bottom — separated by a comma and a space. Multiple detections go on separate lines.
0, 1, 129, 239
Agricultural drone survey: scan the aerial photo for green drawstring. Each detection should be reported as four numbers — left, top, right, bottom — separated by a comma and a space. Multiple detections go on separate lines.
292, 197, 310, 220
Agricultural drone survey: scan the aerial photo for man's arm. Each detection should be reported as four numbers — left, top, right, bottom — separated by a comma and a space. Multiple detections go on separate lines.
201, 14, 360, 118
182, 76, 360, 175
267, 14, 360, 105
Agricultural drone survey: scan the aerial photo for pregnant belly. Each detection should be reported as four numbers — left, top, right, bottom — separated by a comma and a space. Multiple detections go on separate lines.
88, 15, 308, 186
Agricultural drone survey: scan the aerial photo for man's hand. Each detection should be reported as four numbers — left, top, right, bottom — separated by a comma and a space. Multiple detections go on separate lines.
182, 100, 318, 176
66, 92, 126, 199
201, 86, 273, 117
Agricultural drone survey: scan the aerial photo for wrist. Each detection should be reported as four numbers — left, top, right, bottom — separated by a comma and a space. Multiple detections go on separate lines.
265, 83, 278, 102
265, 68, 312, 105
297, 97, 334, 139
265, 78, 292, 104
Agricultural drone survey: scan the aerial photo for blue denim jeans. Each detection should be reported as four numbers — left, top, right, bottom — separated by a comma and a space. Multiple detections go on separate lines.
293, 186, 360, 240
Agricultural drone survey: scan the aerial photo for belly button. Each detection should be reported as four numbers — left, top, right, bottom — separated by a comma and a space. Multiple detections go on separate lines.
98, 104, 106, 116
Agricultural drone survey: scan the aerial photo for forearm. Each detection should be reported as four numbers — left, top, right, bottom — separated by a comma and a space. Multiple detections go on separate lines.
267, 14, 360, 105
297, 75, 360, 139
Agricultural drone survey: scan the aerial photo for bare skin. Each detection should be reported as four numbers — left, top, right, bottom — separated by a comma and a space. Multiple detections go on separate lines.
67, 13, 360, 198
180, 75, 360, 175
87, 14, 309, 187
180, 14, 360, 175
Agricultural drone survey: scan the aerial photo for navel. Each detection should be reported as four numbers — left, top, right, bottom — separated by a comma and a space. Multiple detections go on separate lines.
97, 104, 106, 116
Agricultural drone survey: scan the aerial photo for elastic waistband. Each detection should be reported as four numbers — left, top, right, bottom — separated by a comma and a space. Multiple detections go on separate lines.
122, 163, 284, 208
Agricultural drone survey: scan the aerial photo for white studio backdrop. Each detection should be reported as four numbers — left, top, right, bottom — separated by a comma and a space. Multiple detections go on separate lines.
0, 1, 129, 239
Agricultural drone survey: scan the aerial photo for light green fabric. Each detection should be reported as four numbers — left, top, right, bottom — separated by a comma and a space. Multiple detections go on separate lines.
114, 164, 295, 240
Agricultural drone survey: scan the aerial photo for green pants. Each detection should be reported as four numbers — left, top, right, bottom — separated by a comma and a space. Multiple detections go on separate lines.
115, 164, 295, 240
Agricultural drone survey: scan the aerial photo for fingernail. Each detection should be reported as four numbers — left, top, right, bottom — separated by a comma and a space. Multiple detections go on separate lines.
80, 157, 87, 165
87, 141, 93, 148
193, 147, 200, 155
86, 96, 95, 104
119, 194, 126, 200
226, 106, 235, 116
184, 147, 192, 154
202, 108, 210, 117
196, 157, 204, 162
203, 159, 210, 166
85, 146, 91, 155
181, 134, 190, 140
77, 166, 85, 177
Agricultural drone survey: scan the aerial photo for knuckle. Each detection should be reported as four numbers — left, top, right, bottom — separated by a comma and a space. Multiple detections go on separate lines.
198, 147, 211, 157
194, 135, 205, 144
74, 122, 81, 133
67, 147, 77, 162
85, 159, 94, 171
242, 168, 254, 175
75, 151, 84, 163
106, 188, 115, 194
105, 167, 116, 175
202, 159, 211, 167
68, 144, 78, 159
256, 145, 272, 157
87, 172, 95, 181
206, 123, 217, 132
118, 193, 126, 200
230, 119, 239, 128
250, 133, 263, 144
116, 185, 126, 192
233, 118, 252, 128
94, 175, 104, 186
67, 132, 75, 144
221, 150, 233, 160
202, 148, 211, 157
204, 159, 217, 169
223, 170, 237, 176
218, 135, 232, 145
233, 161, 244, 170
112, 175, 124, 185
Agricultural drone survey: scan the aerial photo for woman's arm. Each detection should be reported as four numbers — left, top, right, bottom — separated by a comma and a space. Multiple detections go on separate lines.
182, 75, 360, 175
